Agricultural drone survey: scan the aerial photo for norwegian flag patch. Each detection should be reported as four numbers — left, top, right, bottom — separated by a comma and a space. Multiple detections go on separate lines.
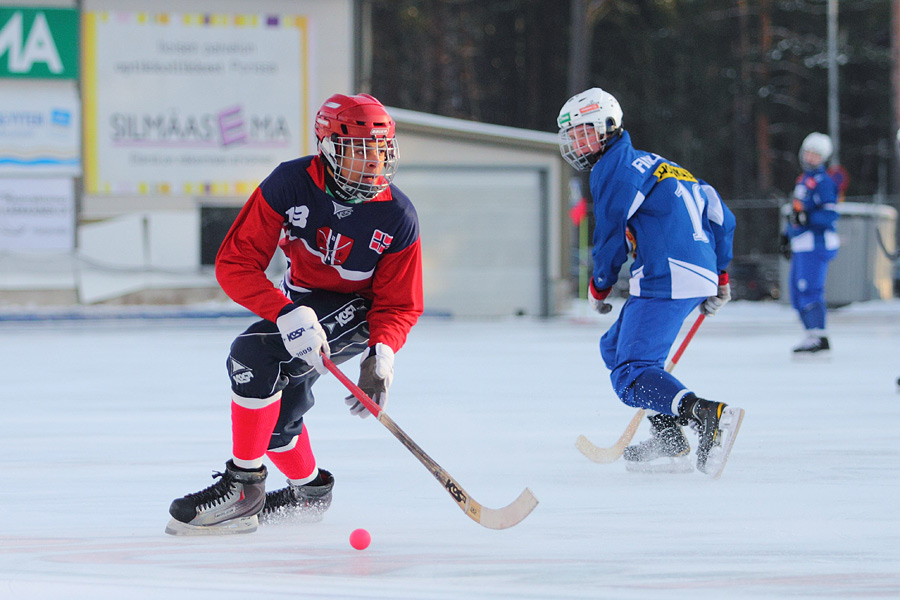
369, 229, 393, 254
317, 227, 354, 265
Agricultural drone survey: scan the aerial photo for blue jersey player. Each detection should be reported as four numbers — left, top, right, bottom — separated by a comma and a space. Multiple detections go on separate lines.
557, 88, 743, 475
784, 132, 839, 354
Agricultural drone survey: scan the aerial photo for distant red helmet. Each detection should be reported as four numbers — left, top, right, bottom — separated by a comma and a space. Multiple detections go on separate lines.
314, 94, 399, 201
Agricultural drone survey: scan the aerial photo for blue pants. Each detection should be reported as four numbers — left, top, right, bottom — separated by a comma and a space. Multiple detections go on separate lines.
228, 290, 371, 449
600, 296, 703, 415
790, 248, 836, 330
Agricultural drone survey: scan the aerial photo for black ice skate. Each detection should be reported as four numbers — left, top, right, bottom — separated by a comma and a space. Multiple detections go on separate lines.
623, 413, 693, 474
259, 469, 334, 525
165, 460, 267, 536
678, 396, 744, 478
792, 334, 830, 354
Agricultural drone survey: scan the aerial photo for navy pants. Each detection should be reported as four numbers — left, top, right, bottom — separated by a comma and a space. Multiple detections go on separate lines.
227, 290, 371, 450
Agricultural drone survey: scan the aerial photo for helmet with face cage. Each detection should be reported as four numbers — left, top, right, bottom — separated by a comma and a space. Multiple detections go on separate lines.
557, 88, 623, 171
315, 93, 399, 201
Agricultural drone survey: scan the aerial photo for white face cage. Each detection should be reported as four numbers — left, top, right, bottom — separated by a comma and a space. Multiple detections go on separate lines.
558, 124, 609, 172
320, 136, 399, 201
799, 149, 824, 172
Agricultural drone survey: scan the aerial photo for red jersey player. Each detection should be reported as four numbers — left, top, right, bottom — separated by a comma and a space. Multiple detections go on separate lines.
166, 93, 423, 535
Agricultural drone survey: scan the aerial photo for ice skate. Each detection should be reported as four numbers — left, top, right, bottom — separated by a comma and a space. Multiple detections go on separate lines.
792, 333, 830, 355
623, 413, 693, 474
678, 396, 744, 478
165, 460, 267, 536
259, 469, 334, 525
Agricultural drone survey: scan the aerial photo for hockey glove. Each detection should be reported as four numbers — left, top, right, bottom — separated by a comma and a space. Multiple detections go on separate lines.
345, 343, 394, 418
788, 209, 808, 228
779, 233, 792, 260
588, 279, 613, 314
700, 272, 731, 316
276, 305, 330, 374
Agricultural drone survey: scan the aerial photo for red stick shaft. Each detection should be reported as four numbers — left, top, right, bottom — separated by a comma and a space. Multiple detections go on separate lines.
322, 356, 382, 417
669, 313, 705, 368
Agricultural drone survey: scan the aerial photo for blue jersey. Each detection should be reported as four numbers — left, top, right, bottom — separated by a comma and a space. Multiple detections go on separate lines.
589, 131, 736, 299
786, 166, 840, 254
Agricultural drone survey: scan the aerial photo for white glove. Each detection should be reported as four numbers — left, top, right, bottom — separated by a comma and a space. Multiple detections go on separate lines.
345, 343, 394, 418
701, 273, 731, 316
276, 305, 330, 374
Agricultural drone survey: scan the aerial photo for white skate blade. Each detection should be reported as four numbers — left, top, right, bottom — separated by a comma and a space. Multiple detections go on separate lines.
791, 351, 832, 363
164, 515, 258, 536
258, 507, 326, 526
700, 406, 745, 479
624, 455, 693, 474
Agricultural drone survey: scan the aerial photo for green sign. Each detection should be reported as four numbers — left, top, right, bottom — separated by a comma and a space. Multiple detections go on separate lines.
0, 7, 79, 79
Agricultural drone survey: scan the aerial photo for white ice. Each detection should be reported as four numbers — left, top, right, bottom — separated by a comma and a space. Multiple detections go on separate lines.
1, 299, 899, 599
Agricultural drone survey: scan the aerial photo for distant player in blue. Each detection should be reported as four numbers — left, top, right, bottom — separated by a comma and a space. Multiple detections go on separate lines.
557, 88, 743, 475
784, 132, 840, 354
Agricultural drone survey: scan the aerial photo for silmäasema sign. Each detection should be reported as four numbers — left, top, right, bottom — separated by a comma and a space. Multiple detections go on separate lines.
82, 12, 308, 196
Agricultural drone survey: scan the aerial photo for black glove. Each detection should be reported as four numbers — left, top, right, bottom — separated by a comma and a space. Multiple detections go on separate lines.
779, 233, 792, 260
788, 209, 808, 228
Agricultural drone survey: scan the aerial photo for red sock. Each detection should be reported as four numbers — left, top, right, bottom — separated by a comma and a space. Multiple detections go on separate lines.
266, 423, 317, 481
231, 392, 281, 467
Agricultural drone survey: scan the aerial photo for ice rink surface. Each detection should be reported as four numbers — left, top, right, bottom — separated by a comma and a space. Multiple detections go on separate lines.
1, 299, 898, 599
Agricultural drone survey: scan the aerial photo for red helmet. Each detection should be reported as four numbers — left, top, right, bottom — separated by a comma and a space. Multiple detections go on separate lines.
315, 93, 396, 140
315, 94, 399, 201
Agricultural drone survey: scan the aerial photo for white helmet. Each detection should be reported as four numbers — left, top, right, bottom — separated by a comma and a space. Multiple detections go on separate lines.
798, 132, 832, 171
557, 88, 623, 171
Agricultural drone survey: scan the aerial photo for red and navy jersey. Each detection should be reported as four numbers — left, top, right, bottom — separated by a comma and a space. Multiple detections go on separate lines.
216, 155, 423, 352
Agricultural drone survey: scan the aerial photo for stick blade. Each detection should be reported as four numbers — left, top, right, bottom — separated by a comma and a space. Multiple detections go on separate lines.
471, 488, 539, 530
576, 408, 645, 464
575, 434, 624, 463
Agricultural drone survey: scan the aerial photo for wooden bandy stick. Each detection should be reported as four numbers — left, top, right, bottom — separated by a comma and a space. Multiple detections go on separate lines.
323, 356, 539, 530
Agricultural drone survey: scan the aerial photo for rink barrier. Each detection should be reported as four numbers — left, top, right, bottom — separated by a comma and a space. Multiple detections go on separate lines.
0, 306, 454, 323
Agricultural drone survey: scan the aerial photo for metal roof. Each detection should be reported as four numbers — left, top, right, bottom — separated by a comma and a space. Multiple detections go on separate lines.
387, 106, 559, 151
